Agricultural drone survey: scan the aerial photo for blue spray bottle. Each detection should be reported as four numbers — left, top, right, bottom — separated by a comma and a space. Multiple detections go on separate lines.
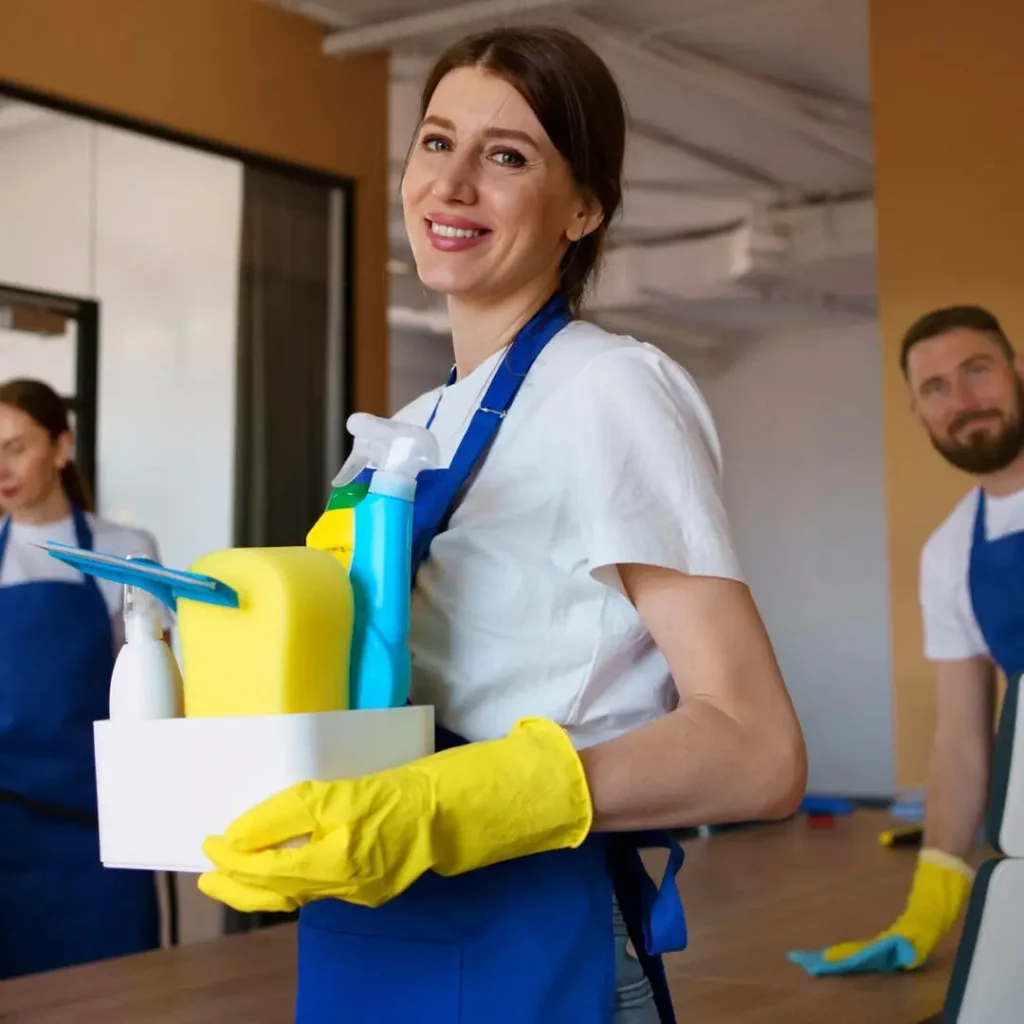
308, 413, 439, 710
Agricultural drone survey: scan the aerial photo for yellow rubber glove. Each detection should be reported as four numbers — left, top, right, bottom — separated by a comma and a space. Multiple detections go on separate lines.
198, 717, 592, 914
789, 848, 974, 975
822, 849, 973, 975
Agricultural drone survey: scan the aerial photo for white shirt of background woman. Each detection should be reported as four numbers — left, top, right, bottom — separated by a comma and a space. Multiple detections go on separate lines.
0, 513, 168, 649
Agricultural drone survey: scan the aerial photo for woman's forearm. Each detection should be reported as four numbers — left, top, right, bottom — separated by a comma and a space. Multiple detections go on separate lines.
578, 696, 806, 833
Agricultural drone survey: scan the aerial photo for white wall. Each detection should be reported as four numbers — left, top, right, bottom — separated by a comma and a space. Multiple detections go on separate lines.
0, 323, 77, 393
0, 110, 242, 572
699, 324, 895, 798
93, 127, 241, 571
0, 113, 94, 296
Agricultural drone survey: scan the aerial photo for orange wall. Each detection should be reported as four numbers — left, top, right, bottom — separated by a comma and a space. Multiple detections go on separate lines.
0, 0, 390, 415
871, 0, 1024, 785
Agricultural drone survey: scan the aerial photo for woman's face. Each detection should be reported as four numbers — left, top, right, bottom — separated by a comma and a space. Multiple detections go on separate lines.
402, 66, 600, 305
0, 404, 69, 516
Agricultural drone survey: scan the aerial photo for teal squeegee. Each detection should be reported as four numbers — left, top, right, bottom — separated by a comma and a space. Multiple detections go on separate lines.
43, 542, 239, 613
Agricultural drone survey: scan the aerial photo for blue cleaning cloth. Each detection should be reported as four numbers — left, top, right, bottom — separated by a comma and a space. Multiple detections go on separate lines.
787, 934, 918, 976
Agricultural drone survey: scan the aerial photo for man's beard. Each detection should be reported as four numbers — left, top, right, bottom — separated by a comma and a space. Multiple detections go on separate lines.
931, 384, 1024, 474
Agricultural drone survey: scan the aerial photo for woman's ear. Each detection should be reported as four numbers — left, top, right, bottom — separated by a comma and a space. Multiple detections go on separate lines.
52, 430, 73, 472
566, 195, 604, 243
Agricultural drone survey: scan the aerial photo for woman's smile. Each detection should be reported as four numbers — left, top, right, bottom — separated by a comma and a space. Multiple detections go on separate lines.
424, 213, 492, 252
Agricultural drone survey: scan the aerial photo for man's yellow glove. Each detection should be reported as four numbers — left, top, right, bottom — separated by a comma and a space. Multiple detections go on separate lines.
788, 848, 974, 975
198, 717, 592, 914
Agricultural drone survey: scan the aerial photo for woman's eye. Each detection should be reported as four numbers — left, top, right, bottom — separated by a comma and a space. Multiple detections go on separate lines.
421, 135, 450, 153
491, 148, 526, 167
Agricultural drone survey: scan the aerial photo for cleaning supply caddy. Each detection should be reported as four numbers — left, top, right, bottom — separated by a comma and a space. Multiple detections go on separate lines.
45, 414, 440, 874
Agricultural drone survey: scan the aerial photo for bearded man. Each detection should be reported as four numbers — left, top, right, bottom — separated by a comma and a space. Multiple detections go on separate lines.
792, 304, 1024, 976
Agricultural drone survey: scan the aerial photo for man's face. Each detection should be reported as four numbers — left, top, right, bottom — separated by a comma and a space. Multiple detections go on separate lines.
907, 328, 1024, 474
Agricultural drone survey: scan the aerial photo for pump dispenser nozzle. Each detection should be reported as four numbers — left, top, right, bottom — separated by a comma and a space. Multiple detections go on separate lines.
124, 584, 162, 644
333, 413, 440, 500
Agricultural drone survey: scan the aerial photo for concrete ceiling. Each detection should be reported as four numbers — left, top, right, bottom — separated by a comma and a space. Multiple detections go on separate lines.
262, 0, 874, 374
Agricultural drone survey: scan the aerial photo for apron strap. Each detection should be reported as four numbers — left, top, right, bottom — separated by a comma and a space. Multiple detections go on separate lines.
70, 506, 104, 599
71, 505, 95, 551
972, 488, 987, 548
610, 832, 687, 1024
410, 293, 572, 577
613, 831, 688, 955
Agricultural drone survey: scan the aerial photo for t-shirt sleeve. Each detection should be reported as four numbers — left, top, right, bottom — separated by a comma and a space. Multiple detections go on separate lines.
563, 344, 744, 592
919, 530, 988, 661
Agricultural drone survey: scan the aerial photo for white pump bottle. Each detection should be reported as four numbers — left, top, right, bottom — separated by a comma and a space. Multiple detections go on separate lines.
108, 583, 184, 719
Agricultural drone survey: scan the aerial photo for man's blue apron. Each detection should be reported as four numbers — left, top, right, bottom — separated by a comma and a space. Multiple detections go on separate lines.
969, 489, 1024, 677
0, 506, 159, 980
968, 488, 1024, 849
296, 294, 688, 1023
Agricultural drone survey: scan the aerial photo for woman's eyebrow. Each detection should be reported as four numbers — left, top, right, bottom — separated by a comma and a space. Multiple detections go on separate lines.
421, 114, 540, 150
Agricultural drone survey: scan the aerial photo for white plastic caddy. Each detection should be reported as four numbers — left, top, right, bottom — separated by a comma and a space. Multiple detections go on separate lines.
93, 705, 435, 874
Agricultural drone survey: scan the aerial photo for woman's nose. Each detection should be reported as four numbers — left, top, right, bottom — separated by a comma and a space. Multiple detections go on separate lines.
431, 152, 477, 205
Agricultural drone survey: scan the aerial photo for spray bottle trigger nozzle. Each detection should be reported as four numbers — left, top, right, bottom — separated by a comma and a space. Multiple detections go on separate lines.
331, 413, 441, 489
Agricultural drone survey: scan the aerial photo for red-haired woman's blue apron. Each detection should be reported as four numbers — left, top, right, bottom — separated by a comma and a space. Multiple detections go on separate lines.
0, 507, 159, 979
295, 295, 688, 1022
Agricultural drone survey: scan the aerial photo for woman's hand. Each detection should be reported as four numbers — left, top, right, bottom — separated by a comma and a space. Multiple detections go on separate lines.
580, 565, 807, 832
198, 718, 593, 913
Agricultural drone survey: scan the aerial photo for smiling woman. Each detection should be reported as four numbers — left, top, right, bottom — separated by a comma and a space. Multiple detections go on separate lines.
198, 25, 807, 1024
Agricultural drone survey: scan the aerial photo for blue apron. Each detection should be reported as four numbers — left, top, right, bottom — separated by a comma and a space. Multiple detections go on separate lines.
0, 507, 159, 980
968, 488, 1024, 677
968, 488, 1024, 851
296, 294, 688, 1023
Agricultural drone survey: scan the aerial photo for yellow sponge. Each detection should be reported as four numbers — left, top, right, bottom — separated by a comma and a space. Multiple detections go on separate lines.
176, 547, 353, 718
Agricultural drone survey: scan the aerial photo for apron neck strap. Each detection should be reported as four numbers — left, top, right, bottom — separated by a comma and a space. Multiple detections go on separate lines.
411, 292, 573, 576
71, 506, 94, 552
973, 488, 988, 546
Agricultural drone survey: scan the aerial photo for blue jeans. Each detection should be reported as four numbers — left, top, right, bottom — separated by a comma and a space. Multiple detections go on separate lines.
613, 896, 661, 1023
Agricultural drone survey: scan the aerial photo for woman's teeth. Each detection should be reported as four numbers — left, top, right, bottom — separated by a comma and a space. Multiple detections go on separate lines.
429, 221, 484, 238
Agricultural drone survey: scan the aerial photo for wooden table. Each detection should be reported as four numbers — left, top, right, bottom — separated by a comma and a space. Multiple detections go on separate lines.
0, 811, 961, 1022
658, 809, 960, 1022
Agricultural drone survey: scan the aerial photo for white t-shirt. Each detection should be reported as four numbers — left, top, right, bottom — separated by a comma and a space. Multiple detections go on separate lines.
395, 318, 744, 749
0, 512, 167, 650
920, 485, 1024, 662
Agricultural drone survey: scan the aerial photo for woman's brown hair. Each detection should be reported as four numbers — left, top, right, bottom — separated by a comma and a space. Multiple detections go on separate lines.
418, 26, 626, 316
0, 378, 93, 512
